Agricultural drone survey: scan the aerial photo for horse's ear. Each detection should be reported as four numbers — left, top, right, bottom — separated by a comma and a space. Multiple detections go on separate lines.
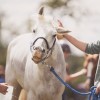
39, 7, 44, 15
56, 20, 71, 33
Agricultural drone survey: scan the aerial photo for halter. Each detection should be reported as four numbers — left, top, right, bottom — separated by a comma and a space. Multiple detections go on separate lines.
30, 36, 56, 63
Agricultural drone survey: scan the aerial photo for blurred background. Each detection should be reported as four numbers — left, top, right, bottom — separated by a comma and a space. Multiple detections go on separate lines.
0, 0, 100, 99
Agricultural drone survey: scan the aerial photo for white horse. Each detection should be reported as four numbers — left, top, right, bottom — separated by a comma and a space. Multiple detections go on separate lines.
5, 7, 66, 100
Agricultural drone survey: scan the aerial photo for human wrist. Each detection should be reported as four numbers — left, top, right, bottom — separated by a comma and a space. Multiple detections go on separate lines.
63, 33, 69, 38
87, 76, 91, 80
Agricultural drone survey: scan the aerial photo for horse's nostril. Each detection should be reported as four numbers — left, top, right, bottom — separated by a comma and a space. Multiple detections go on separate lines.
35, 47, 39, 50
42, 49, 45, 53
33, 47, 39, 50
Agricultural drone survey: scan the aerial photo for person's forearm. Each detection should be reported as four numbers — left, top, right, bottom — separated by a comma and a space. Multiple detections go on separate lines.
64, 33, 87, 52
69, 68, 87, 80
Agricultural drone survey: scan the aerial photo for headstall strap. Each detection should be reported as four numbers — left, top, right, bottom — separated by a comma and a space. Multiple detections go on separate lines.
32, 37, 50, 49
30, 36, 56, 63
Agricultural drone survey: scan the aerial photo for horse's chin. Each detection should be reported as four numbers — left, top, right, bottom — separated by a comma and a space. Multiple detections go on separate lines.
32, 56, 42, 64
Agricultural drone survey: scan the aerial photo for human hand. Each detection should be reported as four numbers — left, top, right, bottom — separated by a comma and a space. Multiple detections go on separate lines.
96, 82, 100, 94
0, 83, 8, 95
56, 33, 64, 40
65, 75, 71, 82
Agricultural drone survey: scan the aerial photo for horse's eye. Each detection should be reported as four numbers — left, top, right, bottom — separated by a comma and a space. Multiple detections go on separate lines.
33, 29, 36, 33
53, 34, 56, 37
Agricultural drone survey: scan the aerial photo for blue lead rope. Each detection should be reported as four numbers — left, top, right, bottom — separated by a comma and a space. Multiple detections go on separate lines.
50, 67, 100, 100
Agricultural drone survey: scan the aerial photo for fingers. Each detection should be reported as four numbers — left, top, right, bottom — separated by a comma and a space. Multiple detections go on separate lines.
96, 86, 100, 94
56, 33, 64, 40
4, 83, 8, 85
1, 83, 8, 86
1, 90, 8, 95
0, 83, 8, 95
66, 75, 71, 82
56, 26, 71, 34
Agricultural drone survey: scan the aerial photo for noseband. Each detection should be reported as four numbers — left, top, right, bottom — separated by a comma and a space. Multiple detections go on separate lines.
30, 37, 56, 63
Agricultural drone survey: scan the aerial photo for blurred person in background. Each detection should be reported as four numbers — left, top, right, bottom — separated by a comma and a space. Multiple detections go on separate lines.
61, 43, 71, 75
66, 54, 98, 91
80, 54, 98, 91
61, 43, 73, 100
61, 45, 98, 100
67, 54, 98, 100
0, 65, 5, 83
0, 65, 8, 95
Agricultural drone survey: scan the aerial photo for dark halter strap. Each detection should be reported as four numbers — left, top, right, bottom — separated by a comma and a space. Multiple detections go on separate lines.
30, 36, 56, 63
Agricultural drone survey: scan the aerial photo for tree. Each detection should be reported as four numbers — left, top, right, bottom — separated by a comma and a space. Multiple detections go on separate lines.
0, 9, 19, 65
25, 18, 33, 33
0, 9, 6, 44
41, 0, 67, 8
40, 0, 89, 20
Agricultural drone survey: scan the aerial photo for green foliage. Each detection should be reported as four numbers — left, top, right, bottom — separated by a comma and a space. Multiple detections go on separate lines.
64, 55, 86, 99
0, 43, 7, 66
41, 0, 67, 8
67, 55, 86, 85
68, 55, 84, 73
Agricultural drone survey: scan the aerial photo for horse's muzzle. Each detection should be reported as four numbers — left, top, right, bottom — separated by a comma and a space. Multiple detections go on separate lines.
32, 49, 43, 64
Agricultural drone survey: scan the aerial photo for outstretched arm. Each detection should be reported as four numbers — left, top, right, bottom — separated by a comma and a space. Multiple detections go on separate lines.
56, 22, 87, 52
66, 68, 87, 82
63, 33, 87, 52
56, 31, 87, 52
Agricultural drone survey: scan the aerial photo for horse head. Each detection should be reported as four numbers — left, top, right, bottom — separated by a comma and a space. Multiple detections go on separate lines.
30, 7, 67, 64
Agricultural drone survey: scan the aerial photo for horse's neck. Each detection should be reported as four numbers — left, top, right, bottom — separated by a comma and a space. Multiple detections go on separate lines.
37, 51, 64, 76
37, 63, 52, 83
36, 43, 65, 80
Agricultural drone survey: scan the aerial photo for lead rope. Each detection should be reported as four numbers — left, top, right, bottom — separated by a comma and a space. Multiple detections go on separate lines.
50, 67, 100, 100
44, 62, 100, 100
